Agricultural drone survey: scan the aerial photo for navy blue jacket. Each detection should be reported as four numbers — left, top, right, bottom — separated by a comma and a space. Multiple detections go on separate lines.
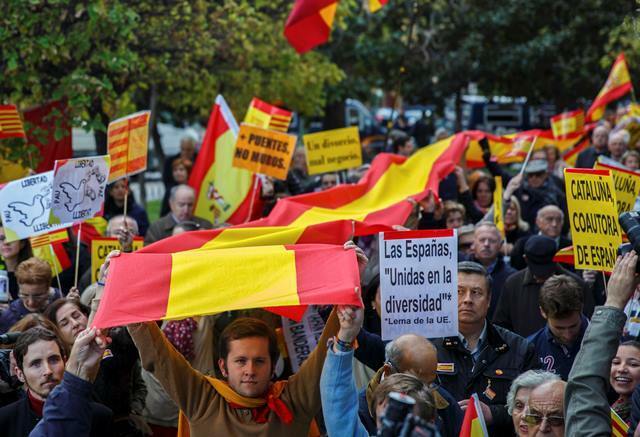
0, 373, 112, 437
527, 316, 588, 380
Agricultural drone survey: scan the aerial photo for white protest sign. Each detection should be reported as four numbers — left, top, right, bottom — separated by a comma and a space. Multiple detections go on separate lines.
49, 155, 111, 224
281, 306, 325, 372
0, 171, 71, 242
379, 229, 458, 340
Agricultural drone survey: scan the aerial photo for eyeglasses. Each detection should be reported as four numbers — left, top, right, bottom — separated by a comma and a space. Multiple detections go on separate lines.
18, 292, 49, 302
524, 413, 564, 427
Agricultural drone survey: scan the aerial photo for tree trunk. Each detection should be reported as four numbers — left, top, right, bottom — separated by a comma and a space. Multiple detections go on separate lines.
149, 83, 164, 170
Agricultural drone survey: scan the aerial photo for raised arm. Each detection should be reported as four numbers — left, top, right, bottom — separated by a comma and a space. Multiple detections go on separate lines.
565, 251, 637, 437
321, 305, 368, 437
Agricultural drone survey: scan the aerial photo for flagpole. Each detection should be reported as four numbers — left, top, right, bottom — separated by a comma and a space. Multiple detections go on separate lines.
49, 244, 63, 292
122, 177, 129, 231
245, 174, 260, 223
74, 222, 82, 289
518, 136, 538, 178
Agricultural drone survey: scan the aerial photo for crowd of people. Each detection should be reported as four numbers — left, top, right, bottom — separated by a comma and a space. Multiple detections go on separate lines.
0, 108, 640, 437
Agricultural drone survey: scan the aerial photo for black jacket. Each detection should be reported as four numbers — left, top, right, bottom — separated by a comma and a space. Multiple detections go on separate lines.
509, 235, 572, 271
0, 392, 113, 437
432, 321, 539, 435
514, 181, 566, 230
493, 265, 595, 338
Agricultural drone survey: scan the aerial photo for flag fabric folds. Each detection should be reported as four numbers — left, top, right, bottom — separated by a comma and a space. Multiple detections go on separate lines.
244, 97, 293, 133
551, 109, 585, 139
144, 133, 469, 254
92, 244, 362, 328
587, 53, 633, 122
459, 393, 489, 437
611, 407, 629, 437
23, 101, 72, 173
0, 104, 26, 139
188, 95, 260, 225
284, 0, 338, 54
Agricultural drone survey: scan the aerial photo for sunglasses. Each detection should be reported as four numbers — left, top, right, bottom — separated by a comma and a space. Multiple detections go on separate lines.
524, 413, 564, 427
527, 171, 546, 178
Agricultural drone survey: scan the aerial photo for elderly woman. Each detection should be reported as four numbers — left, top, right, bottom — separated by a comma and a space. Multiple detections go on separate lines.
506, 370, 560, 436
610, 341, 640, 426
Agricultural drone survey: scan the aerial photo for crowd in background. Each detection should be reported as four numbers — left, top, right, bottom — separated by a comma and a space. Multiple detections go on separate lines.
1, 106, 640, 436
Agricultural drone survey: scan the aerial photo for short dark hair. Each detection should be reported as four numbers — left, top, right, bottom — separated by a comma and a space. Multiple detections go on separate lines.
620, 340, 640, 351
372, 373, 436, 422
539, 274, 583, 318
218, 318, 279, 366
458, 261, 491, 293
44, 298, 90, 327
392, 134, 410, 153
14, 327, 66, 370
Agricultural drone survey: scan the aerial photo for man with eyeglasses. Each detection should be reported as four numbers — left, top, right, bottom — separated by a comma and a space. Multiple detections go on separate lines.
514, 159, 566, 230
0, 257, 60, 333
524, 380, 566, 436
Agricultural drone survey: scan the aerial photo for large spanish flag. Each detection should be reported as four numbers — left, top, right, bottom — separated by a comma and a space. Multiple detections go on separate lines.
188, 95, 260, 225
91, 244, 362, 328
284, 0, 338, 54
144, 133, 469, 253
459, 393, 489, 437
586, 53, 633, 122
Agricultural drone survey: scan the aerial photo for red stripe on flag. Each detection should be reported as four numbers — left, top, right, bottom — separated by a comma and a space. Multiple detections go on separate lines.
92, 253, 172, 327
109, 125, 130, 137
52, 243, 72, 271
285, 244, 362, 306
127, 155, 147, 171
128, 114, 149, 129
108, 137, 129, 148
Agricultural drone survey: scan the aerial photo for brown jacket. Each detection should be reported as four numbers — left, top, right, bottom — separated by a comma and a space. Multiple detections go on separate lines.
128, 309, 338, 436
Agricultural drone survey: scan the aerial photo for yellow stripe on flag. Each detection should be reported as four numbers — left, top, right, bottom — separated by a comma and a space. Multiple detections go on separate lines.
165, 246, 300, 319
319, 2, 337, 28
289, 136, 453, 227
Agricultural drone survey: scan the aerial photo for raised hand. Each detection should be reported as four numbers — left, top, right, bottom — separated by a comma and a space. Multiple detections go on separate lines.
606, 251, 638, 309
336, 305, 364, 344
66, 327, 111, 382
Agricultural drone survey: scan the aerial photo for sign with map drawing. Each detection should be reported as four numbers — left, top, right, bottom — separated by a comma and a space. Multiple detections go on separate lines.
0, 171, 71, 243
49, 156, 111, 225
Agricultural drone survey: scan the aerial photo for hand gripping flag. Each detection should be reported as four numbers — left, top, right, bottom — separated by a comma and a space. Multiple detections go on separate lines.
586, 53, 633, 122
459, 393, 489, 437
188, 95, 260, 225
0, 104, 26, 139
284, 0, 338, 54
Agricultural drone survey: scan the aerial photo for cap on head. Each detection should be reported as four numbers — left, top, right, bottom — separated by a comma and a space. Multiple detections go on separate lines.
524, 235, 557, 278
524, 159, 548, 174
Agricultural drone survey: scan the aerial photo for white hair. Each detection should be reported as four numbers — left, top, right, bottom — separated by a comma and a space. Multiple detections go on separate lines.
506, 370, 560, 415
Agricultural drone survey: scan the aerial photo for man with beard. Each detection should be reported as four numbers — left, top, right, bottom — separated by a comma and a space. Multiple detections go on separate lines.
0, 327, 112, 436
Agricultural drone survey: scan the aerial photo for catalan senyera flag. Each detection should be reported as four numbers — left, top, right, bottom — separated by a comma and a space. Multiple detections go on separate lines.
244, 97, 293, 133
611, 407, 629, 437
94, 134, 468, 324
107, 111, 150, 182
91, 244, 362, 328
586, 53, 633, 122
551, 109, 585, 139
284, 0, 338, 54
189, 95, 261, 225
29, 229, 70, 249
459, 393, 489, 437
367, 0, 388, 12
0, 104, 26, 139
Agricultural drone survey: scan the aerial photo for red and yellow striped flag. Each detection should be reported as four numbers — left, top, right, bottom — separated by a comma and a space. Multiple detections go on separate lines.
107, 111, 150, 182
32, 241, 72, 274
0, 104, 26, 139
244, 97, 293, 133
611, 407, 629, 437
93, 133, 468, 325
284, 0, 338, 54
551, 109, 585, 139
29, 229, 70, 248
459, 393, 489, 437
587, 53, 633, 122
92, 244, 362, 328
189, 95, 260, 225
